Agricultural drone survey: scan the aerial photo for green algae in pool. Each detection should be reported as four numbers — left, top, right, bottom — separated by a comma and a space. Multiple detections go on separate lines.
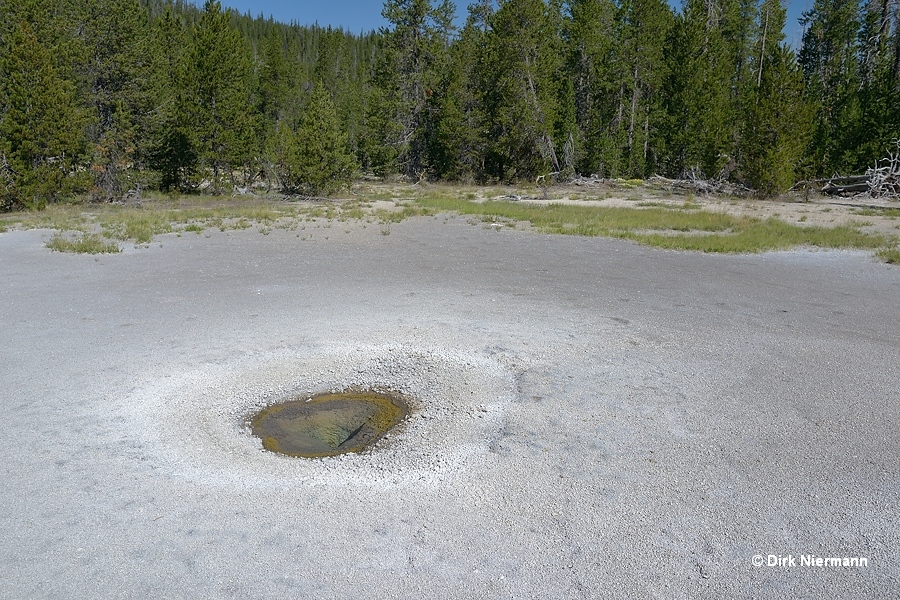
250, 390, 408, 457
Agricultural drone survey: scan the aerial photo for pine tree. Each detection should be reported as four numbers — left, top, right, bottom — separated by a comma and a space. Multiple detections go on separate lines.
481, 0, 567, 181
613, 0, 674, 177
314, 27, 368, 160
257, 29, 292, 125
660, 0, 734, 178
564, 0, 620, 177
854, 0, 900, 167
367, 0, 456, 177
799, 0, 865, 174
146, 7, 196, 191
720, 0, 759, 93
741, 42, 813, 193
271, 86, 357, 195
0, 20, 87, 210
185, 0, 259, 193
551, 0, 579, 179
71, 0, 154, 200
430, 1, 493, 180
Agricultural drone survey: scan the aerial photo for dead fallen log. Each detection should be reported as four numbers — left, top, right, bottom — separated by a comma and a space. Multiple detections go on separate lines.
829, 175, 871, 183
785, 174, 871, 196
822, 181, 870, 195
792, 175, 866, 192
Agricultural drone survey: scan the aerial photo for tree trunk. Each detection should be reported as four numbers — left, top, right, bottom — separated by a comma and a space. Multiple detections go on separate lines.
628, 65, 639, 154
756, 6, 769, 89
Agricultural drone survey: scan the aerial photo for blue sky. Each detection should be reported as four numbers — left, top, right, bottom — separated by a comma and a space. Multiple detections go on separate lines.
220, 1, 393, 34
219, 0, 812, 46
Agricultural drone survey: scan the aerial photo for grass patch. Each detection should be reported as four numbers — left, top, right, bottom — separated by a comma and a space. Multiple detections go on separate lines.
413, 196, 896, 256
373, 205, 433, 223
1, 197, 300, 251
46, 232, 120, 254
417, 196, 738, 234
634, 201, 673, 208
616, 178, 644, 188
621, 220, 885, 253
101, 209, 174, 243
635, 200, 701, 210
850, 207, 900, 217
1, 195, 427, 251
877, 246, 900, 264
4, 191, 898, 262
341, 206, 367, 220
1, 203, 85, 232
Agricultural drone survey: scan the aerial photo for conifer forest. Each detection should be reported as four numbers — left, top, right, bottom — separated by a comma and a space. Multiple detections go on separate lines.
1, 0, 899, 210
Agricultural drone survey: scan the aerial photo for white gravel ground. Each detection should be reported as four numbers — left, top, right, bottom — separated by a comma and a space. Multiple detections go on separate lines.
124, 343, 519, 488
1, 216, 898, 599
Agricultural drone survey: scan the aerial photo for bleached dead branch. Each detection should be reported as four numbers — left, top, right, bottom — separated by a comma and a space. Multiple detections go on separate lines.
645, 175, 754, 196
809, 140, 900, 199
864, 139, 900, 199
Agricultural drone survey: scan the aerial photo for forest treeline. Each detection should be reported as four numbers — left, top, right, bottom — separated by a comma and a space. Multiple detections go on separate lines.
0, 0, 898, 210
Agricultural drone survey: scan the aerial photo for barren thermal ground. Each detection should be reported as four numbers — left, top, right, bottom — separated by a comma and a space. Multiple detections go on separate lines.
1, 215, 898, 599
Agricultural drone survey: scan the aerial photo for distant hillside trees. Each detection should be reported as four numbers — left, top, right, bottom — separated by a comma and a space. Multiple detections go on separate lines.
1, 0, 899, 210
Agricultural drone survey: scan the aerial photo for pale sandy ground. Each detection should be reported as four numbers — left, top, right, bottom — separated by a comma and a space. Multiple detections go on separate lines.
1, 212, 898, 599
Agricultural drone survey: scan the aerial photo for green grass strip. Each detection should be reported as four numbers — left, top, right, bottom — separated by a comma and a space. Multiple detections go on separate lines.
415, 196, 894, 255
46, 232, 121, 254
